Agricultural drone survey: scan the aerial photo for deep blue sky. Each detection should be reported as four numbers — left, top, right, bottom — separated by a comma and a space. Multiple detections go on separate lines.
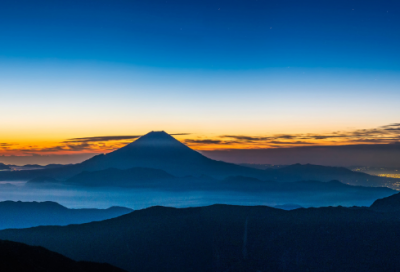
1, 0, 400, 166
1, 0, 399, 70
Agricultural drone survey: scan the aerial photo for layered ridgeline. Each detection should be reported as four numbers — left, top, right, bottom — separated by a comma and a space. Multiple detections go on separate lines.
0, 240, 126, 272
0, 163, 10, 171
0, 131, 266, 181
2, 193, 400, 272
0, 131, 396, 188
0, 201, 132, 230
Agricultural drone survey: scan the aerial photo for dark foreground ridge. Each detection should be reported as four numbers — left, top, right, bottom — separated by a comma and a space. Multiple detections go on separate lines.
0, 239, 126, 272
2, 193, 400, 272
0, 201, 132, 230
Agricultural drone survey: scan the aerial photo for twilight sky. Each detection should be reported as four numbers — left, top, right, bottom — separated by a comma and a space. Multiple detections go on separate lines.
1, 0, 399, 165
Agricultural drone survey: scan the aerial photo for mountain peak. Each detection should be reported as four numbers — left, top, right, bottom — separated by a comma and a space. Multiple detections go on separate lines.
77, 131, 265, 178
124, 131, 187, 149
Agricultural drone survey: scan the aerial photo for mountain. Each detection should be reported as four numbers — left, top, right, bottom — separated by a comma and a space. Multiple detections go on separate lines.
263, 163, 392, 186
0, 131, 266, 181
0, 201, 132, 230
77, 131, 266, 178
0, 239, 126, 272
2, 203, 400, 272
0, 163, 10, 170
0, 132, 396, 188
370, 192, 400, 212
26, 168, 394, 206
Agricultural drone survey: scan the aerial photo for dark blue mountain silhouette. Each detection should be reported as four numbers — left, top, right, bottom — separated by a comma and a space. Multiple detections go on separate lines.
0, 132, 396, 188
370, 192, 400, 212
0, 201, 132, 230
1, 131, 266, 180
3, 202, 400, 272
0, 239, 126, 272
0, 163, 10, 170
78, 131, 266, 178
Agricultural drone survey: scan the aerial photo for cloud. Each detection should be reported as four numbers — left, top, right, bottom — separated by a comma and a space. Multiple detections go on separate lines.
218, 122, 400, 146
1, 132, 192, 156
268, 141, 316, 145
221, 135, 272, 142
0, 143, 12, 147
185, 139, 223, 144
65, 133, 191, 143
2, 124, 399, 156
381, 123, 400, 128
0, 143, 13, 149
65, 136, 141, 143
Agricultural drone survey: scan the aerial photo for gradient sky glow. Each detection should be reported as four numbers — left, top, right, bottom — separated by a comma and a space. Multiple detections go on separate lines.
1, 0, 400, 164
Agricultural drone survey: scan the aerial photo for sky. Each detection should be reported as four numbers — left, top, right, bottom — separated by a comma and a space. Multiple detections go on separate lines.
1, 0, 400, 165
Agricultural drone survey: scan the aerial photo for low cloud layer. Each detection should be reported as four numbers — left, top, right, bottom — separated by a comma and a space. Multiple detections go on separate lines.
0, 124, 399, 160
65, 136, 141, 143
215, 123, 400, 147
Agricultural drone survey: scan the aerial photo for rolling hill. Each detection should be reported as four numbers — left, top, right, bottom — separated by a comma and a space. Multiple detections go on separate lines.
2, 200, 400, 271
0, 239, 126, 272
0, 201, 132, 230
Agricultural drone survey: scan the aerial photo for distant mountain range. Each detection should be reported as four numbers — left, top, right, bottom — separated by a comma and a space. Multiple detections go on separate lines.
23, 166, 395, 207
0, 240, 126, 272
0, 201, 132, 230
0, 131, 397, 189
2, 193, 400, 272
0, 163, 10, 170
370, 192, 400, 212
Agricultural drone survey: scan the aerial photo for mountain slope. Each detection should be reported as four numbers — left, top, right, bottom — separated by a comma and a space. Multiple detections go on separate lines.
2, 204, 400, 272
370, 192, 400, 212
0, 131, 266, 180
264, 163, 387, 186
0, 201, 132, 230
38, 167, 395, 205
0, 163, 10, 170
78, 131, 266, 178
0, 239, 126, 272
0, 132, 395, 188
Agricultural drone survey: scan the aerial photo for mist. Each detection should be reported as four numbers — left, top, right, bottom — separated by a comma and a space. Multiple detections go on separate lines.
0, 180, 393, 209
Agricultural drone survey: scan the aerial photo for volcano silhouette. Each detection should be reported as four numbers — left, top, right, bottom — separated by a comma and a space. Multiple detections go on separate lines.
78, 131, 264, 178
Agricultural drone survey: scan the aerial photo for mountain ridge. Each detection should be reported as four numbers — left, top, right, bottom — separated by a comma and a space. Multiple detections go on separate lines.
0, 200, 132, 230
0, 132, 396, 188
2, 203, 400, 271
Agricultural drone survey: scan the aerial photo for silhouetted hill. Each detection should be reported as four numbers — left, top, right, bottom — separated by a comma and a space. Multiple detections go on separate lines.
27, 167, 394, 205
77, 131, 266, 178
370, 192, 400, 212
0, 163, 10, 170
0, 201, 132, 230
2, 204, 400, 271
263, 163, 390, 186
217, 178, 394, 205
0, 239, 126, 272
274, 204, 303, 210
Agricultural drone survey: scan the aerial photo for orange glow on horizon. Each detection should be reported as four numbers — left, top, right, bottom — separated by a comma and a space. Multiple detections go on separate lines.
1, 122, 399, 157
